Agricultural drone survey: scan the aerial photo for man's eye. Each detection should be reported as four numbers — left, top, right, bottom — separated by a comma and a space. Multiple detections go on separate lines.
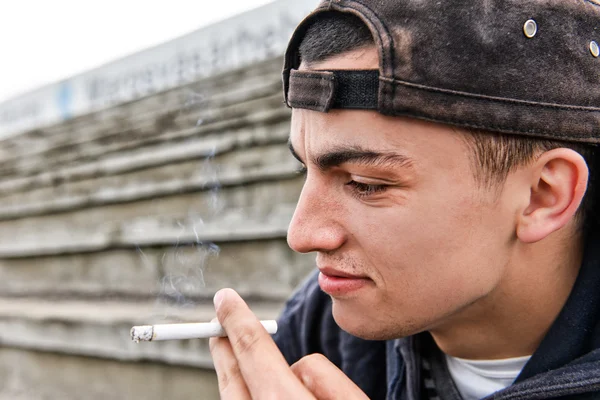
346, 180, 388, 198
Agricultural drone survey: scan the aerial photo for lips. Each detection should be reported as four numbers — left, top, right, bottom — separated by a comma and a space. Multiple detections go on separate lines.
318, 267, 366, 279
318, 267, 371, 296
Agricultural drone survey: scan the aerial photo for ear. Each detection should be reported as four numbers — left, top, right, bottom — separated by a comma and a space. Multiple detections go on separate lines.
517, 148, 589, 243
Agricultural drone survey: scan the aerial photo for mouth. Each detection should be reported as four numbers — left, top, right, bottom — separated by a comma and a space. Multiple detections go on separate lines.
318, 267, 371, 296
318, 267, 367, 279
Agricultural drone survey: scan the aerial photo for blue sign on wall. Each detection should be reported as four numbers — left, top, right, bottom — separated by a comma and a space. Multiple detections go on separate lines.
57, 80, 73, 121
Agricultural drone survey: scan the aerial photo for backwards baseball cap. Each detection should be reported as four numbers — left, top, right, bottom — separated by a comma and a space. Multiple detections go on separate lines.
283, 0, 600, 143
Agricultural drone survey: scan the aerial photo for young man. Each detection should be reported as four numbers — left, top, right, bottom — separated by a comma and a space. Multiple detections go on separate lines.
209, 1, 600, 399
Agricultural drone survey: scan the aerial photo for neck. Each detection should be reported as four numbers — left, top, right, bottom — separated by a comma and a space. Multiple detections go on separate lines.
429, 228, 584, 360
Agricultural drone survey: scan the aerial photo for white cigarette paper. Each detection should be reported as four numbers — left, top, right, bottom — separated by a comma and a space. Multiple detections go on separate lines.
130, 320, 278, 343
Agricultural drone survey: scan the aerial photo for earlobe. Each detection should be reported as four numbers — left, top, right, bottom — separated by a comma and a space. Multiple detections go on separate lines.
516, 149, 588, 243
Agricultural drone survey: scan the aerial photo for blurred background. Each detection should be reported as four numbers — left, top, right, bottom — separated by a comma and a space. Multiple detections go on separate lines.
0, 0, 317, 398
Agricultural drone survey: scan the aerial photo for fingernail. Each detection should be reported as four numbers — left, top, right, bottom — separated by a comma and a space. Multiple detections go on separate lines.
213, 290, 225, 309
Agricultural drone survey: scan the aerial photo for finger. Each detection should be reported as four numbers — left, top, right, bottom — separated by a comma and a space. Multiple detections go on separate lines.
291, 354, 370, 400
209, 335, 252, 400
214, 288, 314, 398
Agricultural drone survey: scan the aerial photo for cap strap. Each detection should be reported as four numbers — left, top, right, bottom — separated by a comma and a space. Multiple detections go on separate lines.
287, 69, 379, 112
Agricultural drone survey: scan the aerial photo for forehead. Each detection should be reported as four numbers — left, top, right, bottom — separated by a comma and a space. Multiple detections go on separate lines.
290, 106, 471, 173
290, 107, 404, 151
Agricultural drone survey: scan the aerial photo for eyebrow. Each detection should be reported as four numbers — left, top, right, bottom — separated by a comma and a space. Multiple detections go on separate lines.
288, 140, 413, 171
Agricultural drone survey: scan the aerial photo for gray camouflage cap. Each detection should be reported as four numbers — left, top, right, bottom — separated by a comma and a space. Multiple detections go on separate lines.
283, 0, 600, 143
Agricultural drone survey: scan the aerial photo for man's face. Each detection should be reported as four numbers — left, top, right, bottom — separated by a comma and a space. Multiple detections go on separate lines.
287, 48, 519, 340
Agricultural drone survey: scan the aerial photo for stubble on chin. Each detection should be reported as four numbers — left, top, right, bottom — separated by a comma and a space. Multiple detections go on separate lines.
330, 299, 423, 340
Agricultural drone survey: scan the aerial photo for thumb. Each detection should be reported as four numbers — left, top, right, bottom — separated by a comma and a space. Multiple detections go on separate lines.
291, 353, 370, 400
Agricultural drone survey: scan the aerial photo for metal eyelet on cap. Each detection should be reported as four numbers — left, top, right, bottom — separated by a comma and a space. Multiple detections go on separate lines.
523, 19, 537, 38
590, 41, 599, 57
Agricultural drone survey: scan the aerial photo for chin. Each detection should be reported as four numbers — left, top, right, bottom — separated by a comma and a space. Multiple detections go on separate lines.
331, 300, 421, 340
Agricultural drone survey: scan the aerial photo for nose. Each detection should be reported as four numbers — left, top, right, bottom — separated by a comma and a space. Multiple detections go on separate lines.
287, 178, 346, 253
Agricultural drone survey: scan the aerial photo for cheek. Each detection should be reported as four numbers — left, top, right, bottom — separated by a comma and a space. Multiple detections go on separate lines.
347, 183, 510, 320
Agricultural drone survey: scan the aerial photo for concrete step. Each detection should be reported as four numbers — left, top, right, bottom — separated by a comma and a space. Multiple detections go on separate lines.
0, 238, 315, 300
0, 119, 290, 196
0, 93, 288, 179
0, 177, 303, 246
0, 347, 219, 400
0, 144, 301, 220
0, 204, 297, 256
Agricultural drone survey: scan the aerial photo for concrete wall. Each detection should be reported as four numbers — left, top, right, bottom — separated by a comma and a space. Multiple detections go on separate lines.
0, 56, 314, 399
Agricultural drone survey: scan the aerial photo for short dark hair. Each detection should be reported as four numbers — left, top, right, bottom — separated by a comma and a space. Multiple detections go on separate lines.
298, 12, 599, 234
299, 12, 374, 66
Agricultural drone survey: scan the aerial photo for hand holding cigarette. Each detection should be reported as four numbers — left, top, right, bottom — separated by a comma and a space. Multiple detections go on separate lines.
209, 288, 369, 399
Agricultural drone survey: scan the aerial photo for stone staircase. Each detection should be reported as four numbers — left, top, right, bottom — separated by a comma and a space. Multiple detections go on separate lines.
0, 56, 314, 399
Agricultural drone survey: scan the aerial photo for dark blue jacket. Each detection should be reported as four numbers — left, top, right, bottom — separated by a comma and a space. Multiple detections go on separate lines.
274, 232, 600, 399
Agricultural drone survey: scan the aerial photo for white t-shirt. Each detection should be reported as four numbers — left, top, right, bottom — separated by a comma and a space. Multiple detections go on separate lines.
444, 354, 531, 400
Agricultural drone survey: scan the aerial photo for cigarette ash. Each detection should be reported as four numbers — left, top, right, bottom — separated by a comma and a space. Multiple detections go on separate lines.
131, 325, 154, 343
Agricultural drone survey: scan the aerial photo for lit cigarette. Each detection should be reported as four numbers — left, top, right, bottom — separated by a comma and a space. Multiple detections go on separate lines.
130, 320, 278, 343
